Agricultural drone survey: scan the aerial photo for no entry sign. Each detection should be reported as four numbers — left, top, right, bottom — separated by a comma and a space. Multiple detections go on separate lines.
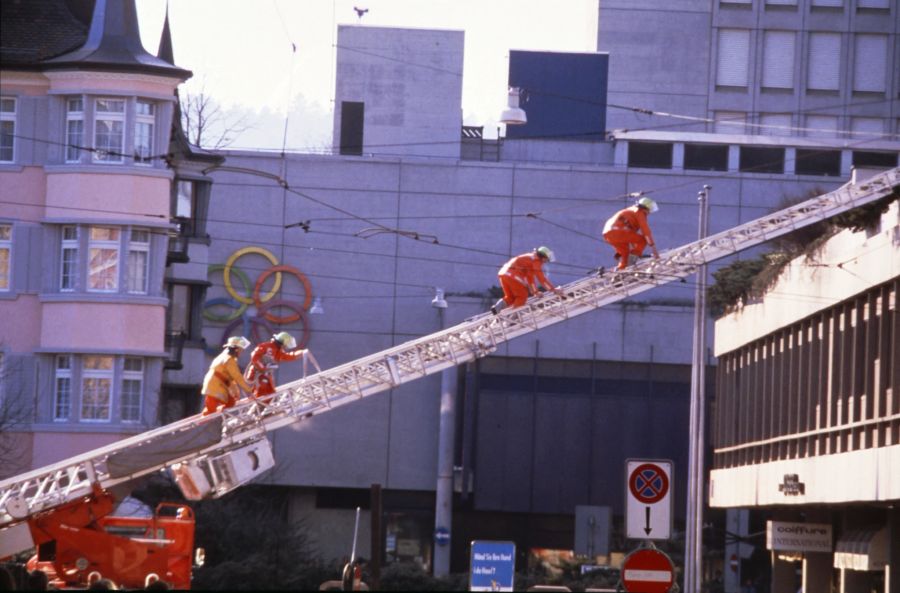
621, 547, 675, 593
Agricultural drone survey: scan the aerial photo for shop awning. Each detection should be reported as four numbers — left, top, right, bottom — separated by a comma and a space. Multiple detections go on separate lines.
833, 526, 888, 571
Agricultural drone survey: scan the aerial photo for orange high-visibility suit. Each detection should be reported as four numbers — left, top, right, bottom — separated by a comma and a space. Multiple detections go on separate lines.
245, 340, 305, 402
602, 205, 656, 270
201, 351, 251, 416
498, 252, 557, 308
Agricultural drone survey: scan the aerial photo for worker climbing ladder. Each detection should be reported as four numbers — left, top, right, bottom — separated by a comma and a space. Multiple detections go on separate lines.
1, 167, 897, 546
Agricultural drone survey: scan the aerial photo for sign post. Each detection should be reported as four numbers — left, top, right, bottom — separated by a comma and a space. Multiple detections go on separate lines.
625, 459, 673, 541
469, 540, 515, 592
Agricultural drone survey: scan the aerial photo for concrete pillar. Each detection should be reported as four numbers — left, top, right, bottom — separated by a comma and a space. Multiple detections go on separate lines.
672, 143, 685, 171
771, 553, 798, 593
614, 141, 628, 167
840, 149, 853, 178
784, 148, 796, 176
803, 553, 832, 593
888, 507, 899, 593
728, 145, 740, 172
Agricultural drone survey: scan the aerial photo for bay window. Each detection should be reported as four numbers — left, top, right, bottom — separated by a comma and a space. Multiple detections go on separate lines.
0, 223, 10, 291
60, 225, 79, 291
0, 97, 15, 162
134, 100, 155, 164
93, 98, 125, 163
80, 355, 114, 421
121, 358, 143, 422
87, 226, 120, 292
54, 355, 72, 421
66, 97, 85, 162
127, 229, 150, 294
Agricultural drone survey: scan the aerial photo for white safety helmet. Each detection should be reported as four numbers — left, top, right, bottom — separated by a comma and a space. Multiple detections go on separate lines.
535, 246, 556, 262
637, 196, 659, 213
224, 336, 250, 350
272, 331, 297, 350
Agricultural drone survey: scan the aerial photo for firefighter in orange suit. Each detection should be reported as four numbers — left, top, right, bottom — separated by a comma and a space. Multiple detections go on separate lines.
602, 196, 660, 270
491, 246, 564, 314
201, 336, 252, 416
245, 331, 306, 403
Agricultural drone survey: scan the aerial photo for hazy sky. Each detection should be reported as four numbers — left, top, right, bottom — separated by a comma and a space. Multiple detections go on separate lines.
135, 0, 598, 150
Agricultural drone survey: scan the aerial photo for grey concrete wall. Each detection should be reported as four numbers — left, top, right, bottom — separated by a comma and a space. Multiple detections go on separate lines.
333, 26, 464, 159
204, 149, 844, 493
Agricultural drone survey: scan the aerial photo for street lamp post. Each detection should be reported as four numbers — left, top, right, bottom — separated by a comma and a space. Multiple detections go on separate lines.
685, 185, 711, 592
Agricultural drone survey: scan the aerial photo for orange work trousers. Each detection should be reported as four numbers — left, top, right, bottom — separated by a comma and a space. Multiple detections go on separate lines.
603, 229, 647, 270
499, 274, 531, 308
201, 392, 237, 416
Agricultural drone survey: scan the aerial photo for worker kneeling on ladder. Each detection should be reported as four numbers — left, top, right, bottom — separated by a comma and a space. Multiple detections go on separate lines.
491, 246, 565, 315
602, 196, 660, 270
201, 336, 253, 416
245, 331, 320, 405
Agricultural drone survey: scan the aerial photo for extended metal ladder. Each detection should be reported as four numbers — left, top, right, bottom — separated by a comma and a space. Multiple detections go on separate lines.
1, 167, 896, 532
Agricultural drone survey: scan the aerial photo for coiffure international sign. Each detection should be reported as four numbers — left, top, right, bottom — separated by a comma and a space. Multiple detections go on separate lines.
766, 521, 832, 552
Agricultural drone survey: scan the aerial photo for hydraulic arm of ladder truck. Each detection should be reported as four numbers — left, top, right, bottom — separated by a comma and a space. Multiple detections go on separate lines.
0, 166, 896, 589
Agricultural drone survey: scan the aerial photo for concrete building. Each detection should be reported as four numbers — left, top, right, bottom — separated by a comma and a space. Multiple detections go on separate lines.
710, 180, 899, 593
599, 0, 899, 144
0, 0, 191, 474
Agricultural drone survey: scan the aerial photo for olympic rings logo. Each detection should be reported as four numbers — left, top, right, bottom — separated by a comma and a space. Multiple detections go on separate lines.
203, 246, 313, 353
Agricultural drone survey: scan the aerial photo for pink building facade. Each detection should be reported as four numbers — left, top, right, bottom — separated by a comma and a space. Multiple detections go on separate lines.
0, 0, 192, 477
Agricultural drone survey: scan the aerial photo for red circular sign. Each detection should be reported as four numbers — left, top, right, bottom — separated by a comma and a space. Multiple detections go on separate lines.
621, 548, 675, 593
629, 463, 669, 504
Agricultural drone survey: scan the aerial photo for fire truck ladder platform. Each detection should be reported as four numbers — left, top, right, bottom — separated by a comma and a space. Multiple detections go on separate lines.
1, 166, 896, 530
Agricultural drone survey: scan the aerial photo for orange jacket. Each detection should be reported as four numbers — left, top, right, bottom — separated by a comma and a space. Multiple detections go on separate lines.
202, 351, 251, 403
603, 206, 656, 246
245, 340, 305, 382
499, 253, 556, 293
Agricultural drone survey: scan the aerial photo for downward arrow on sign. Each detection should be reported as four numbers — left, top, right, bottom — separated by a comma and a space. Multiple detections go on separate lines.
644, 506, 652, 535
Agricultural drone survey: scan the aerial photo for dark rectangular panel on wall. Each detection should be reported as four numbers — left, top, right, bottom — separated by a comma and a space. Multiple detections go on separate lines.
475, 373, 691, 518
507, 50, 609, 141
339, 101, 364, 156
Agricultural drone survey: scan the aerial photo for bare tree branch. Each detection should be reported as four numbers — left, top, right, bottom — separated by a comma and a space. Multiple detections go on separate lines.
0, 353, 32, 479
180, 81, 253, 150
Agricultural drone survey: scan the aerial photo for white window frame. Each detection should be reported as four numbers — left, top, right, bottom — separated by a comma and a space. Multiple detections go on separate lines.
60, 225, 79, 292
66, 97, 85, 163
54, 355, 72, 421
717, 29, 751, 88
759, 113, 793, 137
807, 33, 841, 91
806, 115, 839, 138
93, 98, 125, 163
87, 226, 120, 292
126, 229, 150, 294
133, 100, 155, 165
762, 31, 796, 89
853, 34, 887, 93
0, 223, 10, 292
121, 357, 144, 422
715, 111, 747, 134
0, 96, 15, 163
80, 355, 114, 422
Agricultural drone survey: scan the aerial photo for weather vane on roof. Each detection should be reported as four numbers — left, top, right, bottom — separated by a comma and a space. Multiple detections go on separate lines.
353, 6, 369, 21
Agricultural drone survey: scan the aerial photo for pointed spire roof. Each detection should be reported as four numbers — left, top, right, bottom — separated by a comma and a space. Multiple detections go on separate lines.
44, 0, 191, 80
156, 5, 175, 65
